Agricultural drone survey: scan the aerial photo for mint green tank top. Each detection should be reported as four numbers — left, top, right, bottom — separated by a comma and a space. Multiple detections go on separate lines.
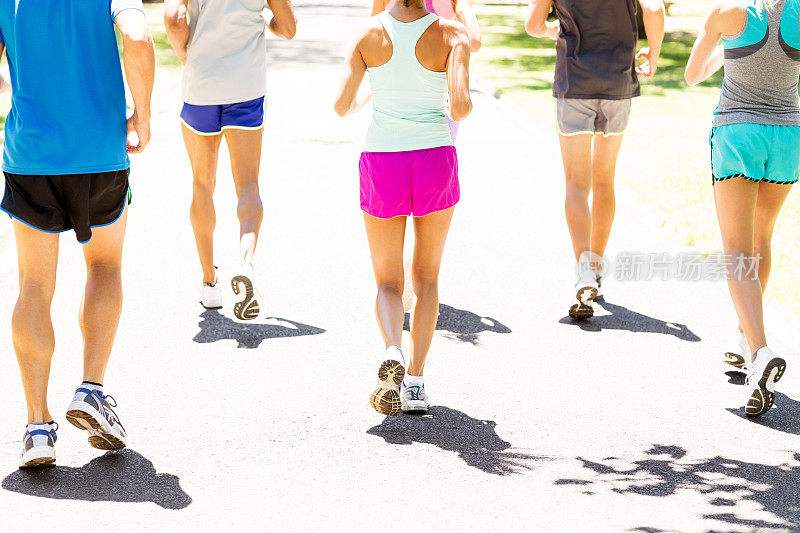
365, 11, 453, 152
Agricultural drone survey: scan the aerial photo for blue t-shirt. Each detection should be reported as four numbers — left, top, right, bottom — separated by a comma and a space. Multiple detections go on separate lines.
0, 0, 144, 175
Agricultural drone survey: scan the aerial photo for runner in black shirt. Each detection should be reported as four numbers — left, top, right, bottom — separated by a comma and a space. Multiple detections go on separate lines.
526, 0, 665, 319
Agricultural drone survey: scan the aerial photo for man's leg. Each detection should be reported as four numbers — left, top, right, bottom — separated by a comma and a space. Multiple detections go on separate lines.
181, 124, 222, 285
559, 133, 593, 261
11, 222, 59, 424
80, 208, 127, 383
590, 134, 625, 259
223, 128, 264, 264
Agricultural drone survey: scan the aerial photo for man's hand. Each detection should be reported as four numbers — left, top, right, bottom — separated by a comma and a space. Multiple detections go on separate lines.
636, 47, 658, 78
545, 20, 560, 40
126, 110, 151, 154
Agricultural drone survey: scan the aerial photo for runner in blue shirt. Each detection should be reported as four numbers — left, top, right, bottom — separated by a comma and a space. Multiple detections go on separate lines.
0, 0, 155, 468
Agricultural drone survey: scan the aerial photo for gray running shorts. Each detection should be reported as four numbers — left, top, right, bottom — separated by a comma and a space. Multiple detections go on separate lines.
556, 98, 632, 136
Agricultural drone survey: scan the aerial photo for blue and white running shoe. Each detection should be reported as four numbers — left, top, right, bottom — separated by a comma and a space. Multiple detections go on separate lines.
66, 386, 127, 450
400, 382, 429, 413
20, 422, 57, 469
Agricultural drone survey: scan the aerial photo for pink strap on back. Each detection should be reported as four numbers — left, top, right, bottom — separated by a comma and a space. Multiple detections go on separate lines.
425, 0, 437, 15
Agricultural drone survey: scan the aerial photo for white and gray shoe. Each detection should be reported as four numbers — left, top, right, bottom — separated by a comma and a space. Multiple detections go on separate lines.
744, 347, 786, 417
400, 381, 429, 413
231, 262, 260, 321
200, 268, 223, 310
66, 385, 127, 450
19, 422, 57, 469
724, 329, 750, 373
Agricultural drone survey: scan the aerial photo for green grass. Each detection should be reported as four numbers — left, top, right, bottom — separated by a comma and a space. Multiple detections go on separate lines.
473, 2, 800, 319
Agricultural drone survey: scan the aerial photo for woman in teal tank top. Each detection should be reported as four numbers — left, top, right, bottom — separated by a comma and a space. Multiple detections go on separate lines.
335, 0, 472, 416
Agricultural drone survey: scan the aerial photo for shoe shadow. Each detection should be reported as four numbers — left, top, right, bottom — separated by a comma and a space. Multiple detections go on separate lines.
559, 299, 701, 342
193, 309, 326, 349
726, 392, 800, 436
403, 304, 511, 345
366, 406, 546, 475
1, 449, 191, 510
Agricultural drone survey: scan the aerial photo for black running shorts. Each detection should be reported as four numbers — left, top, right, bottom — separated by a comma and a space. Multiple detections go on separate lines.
1, 169, 131, 243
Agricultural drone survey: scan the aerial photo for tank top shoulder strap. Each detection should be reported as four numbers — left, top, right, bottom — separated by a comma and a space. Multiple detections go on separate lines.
378, 12, 439, 59
779, 0, 800, 58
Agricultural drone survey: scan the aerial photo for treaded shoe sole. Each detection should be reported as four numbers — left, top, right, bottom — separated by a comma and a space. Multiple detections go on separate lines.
231, 275, 260, 320
745, 357, 786, 417
569, 285, 598, 320
370, 359, 405, 416
724, 351, 746, 371
19, 447, 55, 469
66, 406, 126, 451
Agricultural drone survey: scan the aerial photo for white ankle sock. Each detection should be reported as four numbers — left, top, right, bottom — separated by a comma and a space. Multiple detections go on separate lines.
404, 373, 423, 387
81, 381, 104, 394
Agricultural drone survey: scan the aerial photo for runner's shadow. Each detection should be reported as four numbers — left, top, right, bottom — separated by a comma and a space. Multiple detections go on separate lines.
557, 444, 800, 530
559, 300, 700, 342
726, 392, 800, 436
403, 304, 511, 345
1, 449, 191, 510
367, 406, 546, 475
193, 310, 325, 349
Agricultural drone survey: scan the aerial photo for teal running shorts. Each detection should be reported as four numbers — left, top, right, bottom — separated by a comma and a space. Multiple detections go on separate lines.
710, 123, 800, 185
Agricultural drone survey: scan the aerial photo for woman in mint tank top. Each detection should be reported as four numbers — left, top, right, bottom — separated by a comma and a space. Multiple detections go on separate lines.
335, 0, 472, 416
686, 0, 800, 417
370, 0, 482, 142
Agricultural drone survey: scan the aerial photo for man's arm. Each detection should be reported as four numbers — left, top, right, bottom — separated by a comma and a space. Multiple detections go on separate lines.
164, 0, 190, 65
116, 9, 155, 154
636, 0, 665, 78
525, 0, 558, 40
266, 0, 297, 40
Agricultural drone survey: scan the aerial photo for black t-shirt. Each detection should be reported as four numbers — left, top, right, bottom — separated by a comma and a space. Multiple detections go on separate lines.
552, 0, 640, 100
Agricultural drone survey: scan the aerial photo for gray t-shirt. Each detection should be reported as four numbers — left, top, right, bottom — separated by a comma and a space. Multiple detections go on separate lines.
714, 0, 800, 127
182, 0, 268, 105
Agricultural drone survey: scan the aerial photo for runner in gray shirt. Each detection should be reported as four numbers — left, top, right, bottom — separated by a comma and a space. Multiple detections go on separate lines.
165, 0, 296, 321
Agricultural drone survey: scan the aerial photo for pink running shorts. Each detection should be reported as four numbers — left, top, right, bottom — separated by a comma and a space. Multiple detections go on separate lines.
359, 146, 459, 219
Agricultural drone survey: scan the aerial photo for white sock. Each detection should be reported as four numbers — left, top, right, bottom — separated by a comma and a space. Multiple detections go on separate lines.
81, 381, 104, 395
404, 373, 423, 388
385, 346, 403, 360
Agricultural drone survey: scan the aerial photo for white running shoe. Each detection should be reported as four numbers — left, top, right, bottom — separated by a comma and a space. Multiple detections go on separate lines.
369, 347, 405, 416
400, 381, 429, 413
724, 330, 750, 373
231, 262, 260, 320
744, 347, 786, 417
569, 277, 599, 320
19, 422, 57, 469
66, 385, 128, 450
595, 273, 604, 300
200, 269, 223, 310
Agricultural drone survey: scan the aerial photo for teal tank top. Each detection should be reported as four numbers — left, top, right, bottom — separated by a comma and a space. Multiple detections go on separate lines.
365, 11, 454, 152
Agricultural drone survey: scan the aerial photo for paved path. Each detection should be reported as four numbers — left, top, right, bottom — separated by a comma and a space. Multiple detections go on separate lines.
1, 1, 800, 530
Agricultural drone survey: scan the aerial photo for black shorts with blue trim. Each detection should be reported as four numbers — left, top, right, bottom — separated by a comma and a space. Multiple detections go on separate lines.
1, 169, 131, 243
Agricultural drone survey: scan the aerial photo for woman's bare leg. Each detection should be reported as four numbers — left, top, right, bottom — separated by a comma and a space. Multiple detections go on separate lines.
223, 128, 264, 264
408, 207, 455, 377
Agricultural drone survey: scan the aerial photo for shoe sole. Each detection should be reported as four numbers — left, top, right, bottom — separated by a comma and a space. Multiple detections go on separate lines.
370, 359, 405, 416
200, 302, 223, 310
231, 275, 260, 321
745, 357, 786, 417
569, 286, 598, 320
19, 448, 55, 469
66, 408, 126, 451
402, 402, 429, 414
724, 351, 746, 370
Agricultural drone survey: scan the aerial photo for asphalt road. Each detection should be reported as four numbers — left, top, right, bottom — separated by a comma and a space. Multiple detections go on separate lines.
1, 1, 799, 530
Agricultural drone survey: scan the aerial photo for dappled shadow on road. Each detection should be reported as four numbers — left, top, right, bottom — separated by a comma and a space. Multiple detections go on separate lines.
726, 392, 800, 437
193, 310, 325, 349
367, 406, 546, 475
403, 304, 511, 345
559, 300, 700, 342
556, 444, 800, 531
2, 449, 191, 510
